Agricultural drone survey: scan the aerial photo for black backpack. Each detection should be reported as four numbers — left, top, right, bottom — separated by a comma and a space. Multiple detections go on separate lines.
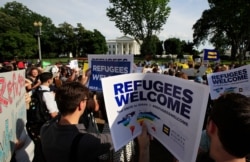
26, 88, 51, 141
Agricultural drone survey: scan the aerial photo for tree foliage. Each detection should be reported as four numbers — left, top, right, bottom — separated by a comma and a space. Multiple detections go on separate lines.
163, 38, 198, 58
0, 1, 108, 60
193, 0, 250, 63
164, 38, 183, 55
107, 0, 171, 56
0, 31, 36, 58
0, 11, 19, 32
54, 23, 108, 57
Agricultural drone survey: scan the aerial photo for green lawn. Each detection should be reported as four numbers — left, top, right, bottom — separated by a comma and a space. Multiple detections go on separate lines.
37, 57, 250, 68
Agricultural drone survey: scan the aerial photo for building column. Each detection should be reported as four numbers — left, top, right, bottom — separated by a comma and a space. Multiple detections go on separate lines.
115, 43, 118, 55
134, 42, 137, 55
126, 43, 129, 55
121, 42, 123, 55
131, 42, 134, 55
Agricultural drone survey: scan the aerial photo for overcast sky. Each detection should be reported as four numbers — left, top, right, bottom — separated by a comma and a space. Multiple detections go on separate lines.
0, 0, 213, 50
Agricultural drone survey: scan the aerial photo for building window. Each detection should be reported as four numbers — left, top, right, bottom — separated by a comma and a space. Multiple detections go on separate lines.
113, 45, 115, 48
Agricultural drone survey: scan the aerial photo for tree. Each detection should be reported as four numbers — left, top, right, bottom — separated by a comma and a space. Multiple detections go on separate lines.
193, 0, 250, 64
55, 23, 108, 57
0, 8, 36, 59
141, 35, 162, 56
0, 11, 19, 32
1, 1, 35, 33
0, 31, 36, 59
0, 1, 109, 59
91, 29, 108, 54
107, 0, 171, 56
54, 22, 75, 57
164, 38, 183, 55
0, 1, 57, 59
156, 41, 164, 55
182, 41, 199, 56
81, 29, 108, 55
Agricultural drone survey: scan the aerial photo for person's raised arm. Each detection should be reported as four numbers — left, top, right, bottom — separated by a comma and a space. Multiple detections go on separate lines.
137, 123, 150, 162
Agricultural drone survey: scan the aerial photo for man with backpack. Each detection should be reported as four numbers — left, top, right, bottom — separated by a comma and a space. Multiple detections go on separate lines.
26, 72, 59, 162
27, 72, 59, 137
39, 72, 59, 117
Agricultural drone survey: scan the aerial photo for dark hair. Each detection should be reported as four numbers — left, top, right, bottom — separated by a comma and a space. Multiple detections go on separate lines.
175, 71, 188, 80
28, 67, 39, 76
39, 72, 53, 83
168, 68, 175, 76
55, 82, 90, 116
210, 93, 250, 157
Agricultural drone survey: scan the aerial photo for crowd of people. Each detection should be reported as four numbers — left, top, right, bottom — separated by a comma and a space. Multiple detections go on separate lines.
1, 58, 250, 162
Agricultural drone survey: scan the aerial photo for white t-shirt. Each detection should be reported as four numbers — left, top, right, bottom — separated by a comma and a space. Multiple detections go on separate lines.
40, 85, 59, 113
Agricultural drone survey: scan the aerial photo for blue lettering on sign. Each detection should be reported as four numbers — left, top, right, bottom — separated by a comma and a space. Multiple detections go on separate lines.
211, 68, 248, 84
113, 80, 194, 120
89, 60, 131, 91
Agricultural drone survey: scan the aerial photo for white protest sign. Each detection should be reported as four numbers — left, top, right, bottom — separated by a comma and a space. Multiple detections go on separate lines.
0, 70, 26, 162
101, 73, 209, 162
69, 59, 78, 69
196, 65, 207, 76
207, 64, 250, 100
181, 68, 195, 76
88, 54, 134, 70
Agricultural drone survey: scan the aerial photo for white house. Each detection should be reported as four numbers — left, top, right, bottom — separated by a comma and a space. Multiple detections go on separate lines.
106, 36, 141, 55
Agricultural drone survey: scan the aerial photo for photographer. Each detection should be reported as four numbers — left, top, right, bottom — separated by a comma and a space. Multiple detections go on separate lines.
60, 65, 78, 84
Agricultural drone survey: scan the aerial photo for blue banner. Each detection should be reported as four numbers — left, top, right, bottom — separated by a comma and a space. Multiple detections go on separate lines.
88, 60, 131, 91
203, 49, 219, 61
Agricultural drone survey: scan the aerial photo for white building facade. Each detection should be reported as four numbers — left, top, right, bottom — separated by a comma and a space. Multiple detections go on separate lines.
106, 36, 141, 55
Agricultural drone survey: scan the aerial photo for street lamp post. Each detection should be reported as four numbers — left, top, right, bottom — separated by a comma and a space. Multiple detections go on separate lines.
33, 21, 42, 62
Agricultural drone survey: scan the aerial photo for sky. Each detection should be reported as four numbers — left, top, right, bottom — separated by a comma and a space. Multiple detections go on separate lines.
0, 0, 213, 50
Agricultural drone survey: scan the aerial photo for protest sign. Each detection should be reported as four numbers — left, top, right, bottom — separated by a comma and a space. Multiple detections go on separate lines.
83, 62, 89, 73
89, 60, 131, 91
0, 70, 26, 162
88, 54, 133, 69
101, 73, 210, 162
196, 65, 207, 76
203, 49, 219, 61
87, 55, 133, 91
207, 64, 250, 100
69, 59, 78, 69
182, 66, 207, 77
181, 68, 195, 76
